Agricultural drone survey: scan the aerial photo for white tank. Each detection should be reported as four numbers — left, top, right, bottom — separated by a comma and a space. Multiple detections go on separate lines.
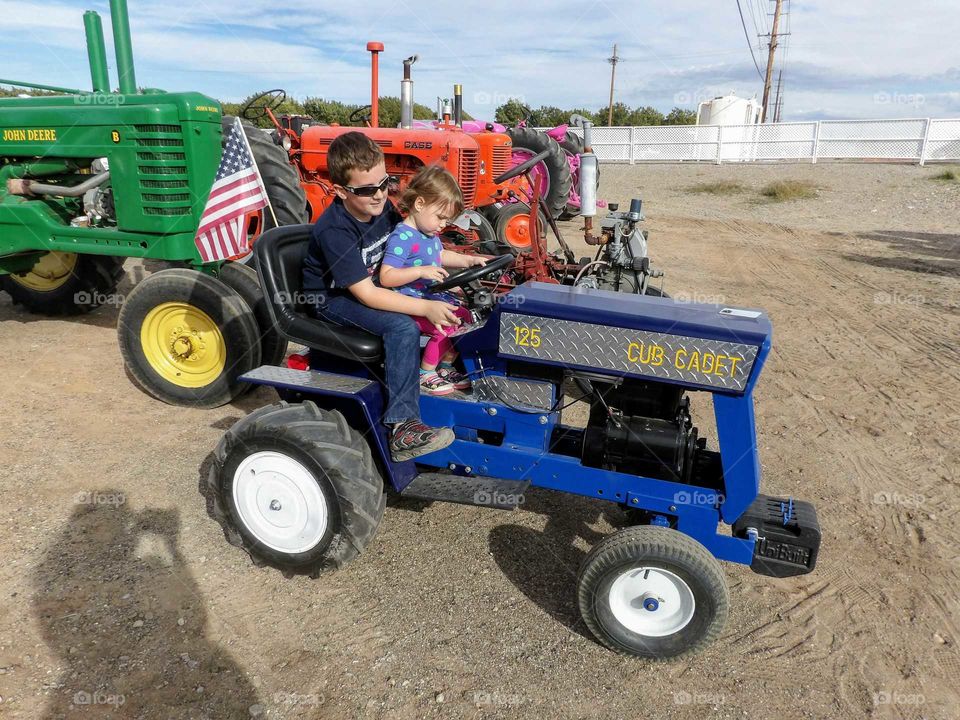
696, 94, 761, 126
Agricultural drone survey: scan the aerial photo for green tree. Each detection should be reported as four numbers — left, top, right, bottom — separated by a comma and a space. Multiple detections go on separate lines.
626, 105, 665, 126
226, 91, 304, 127
593, 102, 631, 126
301, 97, 356, 125
664, 107, 697, 125
494, 98, 531, 125
530, 105, 570, 127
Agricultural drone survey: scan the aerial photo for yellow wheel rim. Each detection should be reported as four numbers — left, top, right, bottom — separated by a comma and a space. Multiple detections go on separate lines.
10, 252, 78, 291
140, 302, 226, 388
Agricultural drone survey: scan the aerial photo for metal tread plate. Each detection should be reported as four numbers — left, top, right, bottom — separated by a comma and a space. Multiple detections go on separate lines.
240, 365, 373, 394
401, 473, 530, 510
418, 374, 554, 411
498, 312, 759, 392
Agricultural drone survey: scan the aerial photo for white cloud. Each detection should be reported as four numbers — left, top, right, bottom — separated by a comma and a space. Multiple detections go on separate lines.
3, 0, 957, 121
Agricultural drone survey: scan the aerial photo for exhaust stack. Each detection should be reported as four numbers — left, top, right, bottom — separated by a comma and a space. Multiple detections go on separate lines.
400, 55, 418, 129
453, 84, 463, 127
109, 0, 136, 93
366, 41, 384, 128
579, 121, 598, 218
83, 12, 110, 92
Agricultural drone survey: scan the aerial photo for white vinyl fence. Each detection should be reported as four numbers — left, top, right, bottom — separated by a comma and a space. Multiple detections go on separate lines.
561, 118, 960, 165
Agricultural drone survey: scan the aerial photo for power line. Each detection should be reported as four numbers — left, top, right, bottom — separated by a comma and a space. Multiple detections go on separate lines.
774, 0, 791, 121
736, 0, 766, 80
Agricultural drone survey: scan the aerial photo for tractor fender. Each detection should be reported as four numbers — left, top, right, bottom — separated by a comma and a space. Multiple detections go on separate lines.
235, 365, 418, 492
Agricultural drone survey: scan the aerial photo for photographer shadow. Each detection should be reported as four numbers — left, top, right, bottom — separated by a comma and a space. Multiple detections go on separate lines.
32, 490, 260, 718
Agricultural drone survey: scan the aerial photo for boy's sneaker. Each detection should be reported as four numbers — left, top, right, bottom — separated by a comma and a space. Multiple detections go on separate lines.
438, 366, 471, 391
419, 371, 456, 396
390, 420, 455, 461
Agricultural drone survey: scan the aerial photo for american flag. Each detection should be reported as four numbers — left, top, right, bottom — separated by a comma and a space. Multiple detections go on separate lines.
194, 118, 270, 262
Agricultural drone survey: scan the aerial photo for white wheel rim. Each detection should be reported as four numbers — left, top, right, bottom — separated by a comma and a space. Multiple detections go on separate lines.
232, 451, 328, 554
607, 567, 695, 637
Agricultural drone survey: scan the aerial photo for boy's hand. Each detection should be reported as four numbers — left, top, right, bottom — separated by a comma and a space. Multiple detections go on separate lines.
419, 266, 449, 283
423, 300, 461, 331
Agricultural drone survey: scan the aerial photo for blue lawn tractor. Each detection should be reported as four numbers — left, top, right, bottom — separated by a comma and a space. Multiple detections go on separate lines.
202, 220, 821, 660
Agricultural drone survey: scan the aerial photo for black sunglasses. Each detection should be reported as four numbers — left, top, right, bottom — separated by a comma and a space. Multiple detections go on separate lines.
343, 175, 394, 197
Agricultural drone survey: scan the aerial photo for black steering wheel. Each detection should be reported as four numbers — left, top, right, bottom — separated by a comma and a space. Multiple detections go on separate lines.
349, 105, 373, 125
241, 89, 287, 121
493, 148, 552, 185
431, 253, 514, 293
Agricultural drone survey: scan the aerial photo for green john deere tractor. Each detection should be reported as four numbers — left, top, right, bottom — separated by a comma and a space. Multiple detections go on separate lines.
0, 0, 306, 407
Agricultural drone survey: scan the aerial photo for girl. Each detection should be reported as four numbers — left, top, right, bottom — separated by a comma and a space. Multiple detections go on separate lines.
379, 165, 487, 395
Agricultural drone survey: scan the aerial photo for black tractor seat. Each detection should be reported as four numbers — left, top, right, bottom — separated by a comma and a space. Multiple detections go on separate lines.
253, 224, 383, 364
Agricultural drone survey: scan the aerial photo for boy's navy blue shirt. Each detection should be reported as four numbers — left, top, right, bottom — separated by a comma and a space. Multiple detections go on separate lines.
302, 197, 403, 303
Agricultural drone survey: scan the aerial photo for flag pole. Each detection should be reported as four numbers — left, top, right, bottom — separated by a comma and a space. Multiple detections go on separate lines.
235, 117, 279, 229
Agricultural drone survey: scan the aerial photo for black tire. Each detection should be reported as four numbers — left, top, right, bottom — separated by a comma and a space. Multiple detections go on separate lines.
506, 127, 572, 219
559, 129, 585, 156
0, 252, 125, 315
117, 268, 262, 408
204, 401, 386, 576
578, 526, 728, 660
441, 213, 511, 258
492, 203, 549, 253
217, 261, 289, 367
472, 211, 503, 255
222, 117, 309, 232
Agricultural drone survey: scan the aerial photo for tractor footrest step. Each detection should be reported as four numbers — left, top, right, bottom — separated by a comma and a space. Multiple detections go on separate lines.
402, 473, 529, 510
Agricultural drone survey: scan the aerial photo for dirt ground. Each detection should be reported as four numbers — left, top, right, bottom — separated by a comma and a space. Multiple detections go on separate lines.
0, 162, 958, 719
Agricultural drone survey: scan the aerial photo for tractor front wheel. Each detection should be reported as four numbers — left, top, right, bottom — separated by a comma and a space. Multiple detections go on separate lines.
204, 401, 386, 576
578, 526, 729, 660
117, 268, 261, 407
0, 252, 125, 315
492, 203, 549, 253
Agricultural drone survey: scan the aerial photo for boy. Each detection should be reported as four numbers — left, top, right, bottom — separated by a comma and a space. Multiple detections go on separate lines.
302, 132, 461, 461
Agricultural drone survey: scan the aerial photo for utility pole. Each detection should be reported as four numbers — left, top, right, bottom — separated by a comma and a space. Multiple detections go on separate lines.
760, 0, 783, 122
773, 69, 783, 122
606, 44, 619, 126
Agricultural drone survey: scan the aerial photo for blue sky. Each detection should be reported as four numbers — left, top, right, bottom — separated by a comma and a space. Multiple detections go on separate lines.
2, 0, 957, 121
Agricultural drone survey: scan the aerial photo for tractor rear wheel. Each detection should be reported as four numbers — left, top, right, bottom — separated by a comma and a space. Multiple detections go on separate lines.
506, 127, 572, 219
204, 401, 386, 576
117, 268, 261, 408
578, 526, 728, 660
0, 252, 125, 315
222, 117, 308, 247
217, 261, 289, 367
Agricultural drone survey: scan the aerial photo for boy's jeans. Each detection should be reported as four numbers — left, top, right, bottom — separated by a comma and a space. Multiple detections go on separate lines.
314, 295, 421, 424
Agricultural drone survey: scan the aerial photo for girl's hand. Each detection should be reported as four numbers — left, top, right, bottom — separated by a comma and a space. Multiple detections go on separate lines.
465, 255, 489, 267
423, 300, 461, 330
419, 265, 449, 283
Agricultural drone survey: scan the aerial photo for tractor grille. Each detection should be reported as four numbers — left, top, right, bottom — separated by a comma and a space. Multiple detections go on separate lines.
492, 145, 512, 178
458, 148, 478, 206
134, 125, 191, 216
